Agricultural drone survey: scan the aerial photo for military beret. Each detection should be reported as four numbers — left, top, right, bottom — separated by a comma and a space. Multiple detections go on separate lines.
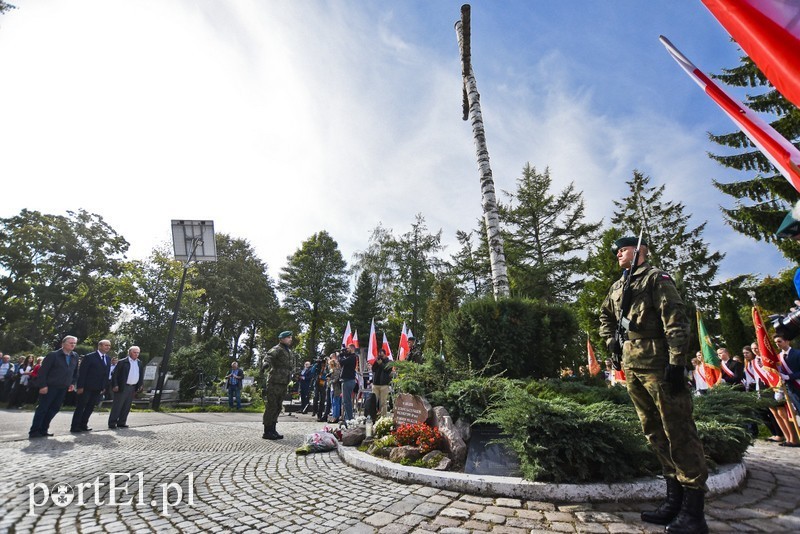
408, 336, 415, 341
776, 211, 800, 239
278, 330, 293, 339
612, 236, 648, 253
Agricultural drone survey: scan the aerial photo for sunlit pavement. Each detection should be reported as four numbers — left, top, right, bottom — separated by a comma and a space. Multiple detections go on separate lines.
0, 409, 798, 533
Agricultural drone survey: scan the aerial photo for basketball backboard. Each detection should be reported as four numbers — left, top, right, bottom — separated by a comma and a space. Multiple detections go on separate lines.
171, 220, 217, 262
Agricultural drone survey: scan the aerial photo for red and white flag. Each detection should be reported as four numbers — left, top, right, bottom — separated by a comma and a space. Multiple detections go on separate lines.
587, 338, 601, 376
367, 318, 378, 365
341, 321, 353, 348
752, 306, 782, 388
702, 0, 800, 110
398, 322, 410, 361
660, 35, 800, 193
352, 330, 360, 349
382, 332, 394, 361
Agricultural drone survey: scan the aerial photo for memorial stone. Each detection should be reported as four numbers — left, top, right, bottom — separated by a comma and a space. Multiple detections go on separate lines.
392, 393, 432, 426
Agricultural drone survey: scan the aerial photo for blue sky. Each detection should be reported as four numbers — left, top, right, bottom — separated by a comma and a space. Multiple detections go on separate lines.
0, 0, 792, 286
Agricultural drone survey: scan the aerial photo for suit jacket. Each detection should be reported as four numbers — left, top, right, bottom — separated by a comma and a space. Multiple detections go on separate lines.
77, 351, 111, 391
38, 349, 79, 389
721, 359, 744, 385
111, 357, 144, 391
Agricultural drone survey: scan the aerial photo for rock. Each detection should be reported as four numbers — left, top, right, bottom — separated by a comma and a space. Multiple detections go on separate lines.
389, 445, 423, 463
430, 406, 468, 466
422, 450, 446, 464
341, 426, 366, 447
394, 393, 433, 426
454, 417, 472, 443
433, 457, 452, 471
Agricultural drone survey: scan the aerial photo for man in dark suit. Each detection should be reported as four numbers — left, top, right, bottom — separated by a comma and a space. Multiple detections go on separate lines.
70, 339, 112, 433
29, 336, 80, 438
716, 347, 744, 388
108, 346, 144, 429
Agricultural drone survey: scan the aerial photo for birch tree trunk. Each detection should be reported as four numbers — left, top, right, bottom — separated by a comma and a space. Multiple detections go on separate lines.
455, 4, 510, 299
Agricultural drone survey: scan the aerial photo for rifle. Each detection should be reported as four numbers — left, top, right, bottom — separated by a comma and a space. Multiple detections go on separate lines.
611, 229, 645, 371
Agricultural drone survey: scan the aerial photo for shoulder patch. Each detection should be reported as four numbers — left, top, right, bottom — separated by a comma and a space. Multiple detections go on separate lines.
659, 273, 672, 281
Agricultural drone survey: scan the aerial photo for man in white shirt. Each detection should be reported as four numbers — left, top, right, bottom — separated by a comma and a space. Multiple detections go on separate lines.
108, 346, 144, 429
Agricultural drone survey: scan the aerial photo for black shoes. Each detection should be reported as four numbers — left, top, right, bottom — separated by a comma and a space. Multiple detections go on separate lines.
28, 432, 45, 439
641, 477, 683, 525
262, 424, 284, 440
108, 424, 117, 429
665, 487, 709, 534
70, 427, 92, 433
117, 424, 129, 428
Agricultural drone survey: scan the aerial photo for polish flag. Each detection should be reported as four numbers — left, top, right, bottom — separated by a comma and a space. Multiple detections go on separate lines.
382, 332, 394, 361
341, 321, 353, 348
702, 0, 800, 110
660, 35, 800, 193
398, 323, 410, 361
367, 319, 378, 365
752, 306, 783, 388
587, 338, 601, 376
352, 330, 360, 349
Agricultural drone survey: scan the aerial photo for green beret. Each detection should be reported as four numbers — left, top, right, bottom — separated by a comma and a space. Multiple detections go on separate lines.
612, 236, 648, 254
278, 331, 293, 339
776, 211, 800, 239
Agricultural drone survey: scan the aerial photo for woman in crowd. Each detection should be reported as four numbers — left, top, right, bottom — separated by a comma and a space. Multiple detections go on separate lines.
27, 356, 44, 404
327, 355, 342, 424
7, 354, 34, 408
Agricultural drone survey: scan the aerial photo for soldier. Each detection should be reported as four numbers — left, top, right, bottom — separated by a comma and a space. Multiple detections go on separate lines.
261, 331, 294, 440
406, 336, 422, 364
599, 236, 708, 534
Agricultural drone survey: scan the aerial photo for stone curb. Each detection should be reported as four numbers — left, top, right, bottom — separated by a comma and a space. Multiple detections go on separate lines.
336, 444, 746, 502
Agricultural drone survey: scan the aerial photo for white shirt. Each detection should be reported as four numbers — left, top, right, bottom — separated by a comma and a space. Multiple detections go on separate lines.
126, 358, 140, 385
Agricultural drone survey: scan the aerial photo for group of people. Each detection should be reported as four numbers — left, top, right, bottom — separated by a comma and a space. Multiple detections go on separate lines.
24, 336, 144, 438
1, 352, 43, 408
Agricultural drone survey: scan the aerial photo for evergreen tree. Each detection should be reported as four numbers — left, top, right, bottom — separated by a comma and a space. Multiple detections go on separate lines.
348, 270, 378, 345
423, 276, 461, 353
499, 164, 601, 303
352, 224, 395, 324
709, 56, 800, 262
718, 293, 749, 356
450, 228, 492, 300
278, 231, 349, 359
612, 171, 724, 311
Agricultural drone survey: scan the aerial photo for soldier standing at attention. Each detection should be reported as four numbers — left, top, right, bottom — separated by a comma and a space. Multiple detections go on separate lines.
261, 331, 294, 440
599, 236, 708, 534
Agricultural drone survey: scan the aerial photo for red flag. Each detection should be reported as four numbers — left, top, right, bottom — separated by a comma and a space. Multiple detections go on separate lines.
382, 332, 394, 361
587, 338, 601, 376
614, 368, 626, 384
702, 0, 800, 109
660, 35, 800, 193
752, 306, 782, 388
398, 322, 410, 361
367, 319, 378, 365
352, 330, 360, 349
342, 321, 353, 348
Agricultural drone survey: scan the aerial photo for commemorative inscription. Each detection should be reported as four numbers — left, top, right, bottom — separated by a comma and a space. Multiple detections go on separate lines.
393, 393, 432, 426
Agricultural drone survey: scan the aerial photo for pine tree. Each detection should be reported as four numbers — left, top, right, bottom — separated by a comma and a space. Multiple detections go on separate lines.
709, 56, 800, 262
450, 228, 492, 300
612, 171, 724, 311
500, 164, 602, 303
423, 276, 461, 352
348, 270, 378, 344
718, 293, 748, 356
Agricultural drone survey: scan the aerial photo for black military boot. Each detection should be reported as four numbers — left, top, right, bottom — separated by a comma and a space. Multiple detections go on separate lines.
665, 487, 708, 534
641, 477, 683, 525
262, 425, 280, 440
273, 423, 284, 440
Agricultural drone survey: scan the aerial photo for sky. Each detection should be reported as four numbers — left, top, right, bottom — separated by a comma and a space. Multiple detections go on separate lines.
0, 0, 793, 288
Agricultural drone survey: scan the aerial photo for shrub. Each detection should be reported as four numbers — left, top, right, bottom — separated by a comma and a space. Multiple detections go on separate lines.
696, 420, 752, 467
442, 297, 578, 379
374, 434, 396, 449
438, 376, 520, 422
373, 416, 394, 438
526, 378, 631, 405
392, 423, 443, 454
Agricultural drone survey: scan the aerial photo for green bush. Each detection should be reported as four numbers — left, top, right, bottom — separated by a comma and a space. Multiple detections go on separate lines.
442, 297, 578, 379
696, 420, 752, 467
438, 376, 520, 422
526, 378, 631, 405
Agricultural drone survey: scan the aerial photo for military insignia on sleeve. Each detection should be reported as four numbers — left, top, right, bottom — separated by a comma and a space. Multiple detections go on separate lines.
660, 273, 672, 281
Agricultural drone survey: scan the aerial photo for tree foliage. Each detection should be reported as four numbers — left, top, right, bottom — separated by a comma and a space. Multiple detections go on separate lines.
718, 293, 749, 356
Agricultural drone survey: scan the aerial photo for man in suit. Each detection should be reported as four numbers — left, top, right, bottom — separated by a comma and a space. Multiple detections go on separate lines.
29, 336, 80, 438
70, 339, 112, 433
108, 346, 144, 429
225, 361, 244, 410
716, 347, 744, 388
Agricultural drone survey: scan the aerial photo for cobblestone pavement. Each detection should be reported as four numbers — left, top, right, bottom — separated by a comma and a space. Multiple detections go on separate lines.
0, 409, 799, 533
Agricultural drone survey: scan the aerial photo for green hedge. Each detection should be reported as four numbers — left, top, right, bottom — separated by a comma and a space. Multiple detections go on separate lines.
442, 297, 577, 379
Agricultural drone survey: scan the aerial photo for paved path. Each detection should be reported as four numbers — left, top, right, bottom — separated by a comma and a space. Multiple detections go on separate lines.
0, 409, 798, 533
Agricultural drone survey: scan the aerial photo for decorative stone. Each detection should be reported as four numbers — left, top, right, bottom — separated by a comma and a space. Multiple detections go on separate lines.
393, 393, 432, 426
454, 417, 472, 442
430, 406, 467, 466
389, 445, 422, 463
367, 444, 391, 458
433, 457, 452, 471
341, 426, 366, 446
422, 450, 446, 464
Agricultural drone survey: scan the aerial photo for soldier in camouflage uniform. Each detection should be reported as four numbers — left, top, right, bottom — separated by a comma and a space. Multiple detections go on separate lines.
261, 331, 294, 440
599, 236, 708, 534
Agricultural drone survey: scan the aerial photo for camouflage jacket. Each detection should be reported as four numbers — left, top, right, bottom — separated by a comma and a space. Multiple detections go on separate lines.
261, 343, 293, 386
599, 263, 691, 369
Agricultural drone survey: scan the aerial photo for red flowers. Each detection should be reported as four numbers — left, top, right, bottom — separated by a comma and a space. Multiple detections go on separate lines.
392, 422, 442, 454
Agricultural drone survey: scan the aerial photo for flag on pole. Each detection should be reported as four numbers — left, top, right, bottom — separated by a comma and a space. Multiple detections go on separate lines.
352, 330, 360, 349
660, 35, 800, 193
752, 306, 783, 388
701, 0, 800, 110
697, 311, 722, 387
367, 318, 378, 365
382, 332, 394, 361
587, 338, 601, 376
398, 323, 410, 361
341, 321, 353, 348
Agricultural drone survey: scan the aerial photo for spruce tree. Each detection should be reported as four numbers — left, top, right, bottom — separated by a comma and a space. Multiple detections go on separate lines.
450, 228, 492, 300
612, 171, 724, 311
348, 270, 378, 345
709, 56, 800, 262
718, 293, 748, 356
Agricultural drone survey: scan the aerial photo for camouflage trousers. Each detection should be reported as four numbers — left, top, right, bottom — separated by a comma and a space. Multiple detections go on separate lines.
262, 383, 287, 428
625, 367, 708, 489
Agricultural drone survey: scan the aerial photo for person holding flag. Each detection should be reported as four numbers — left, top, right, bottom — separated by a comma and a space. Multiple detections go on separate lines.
599, 235, 708, 534
338, 343, 358, 423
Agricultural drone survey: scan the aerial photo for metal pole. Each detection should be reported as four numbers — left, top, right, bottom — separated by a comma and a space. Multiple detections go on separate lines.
152, 237, 201, 411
